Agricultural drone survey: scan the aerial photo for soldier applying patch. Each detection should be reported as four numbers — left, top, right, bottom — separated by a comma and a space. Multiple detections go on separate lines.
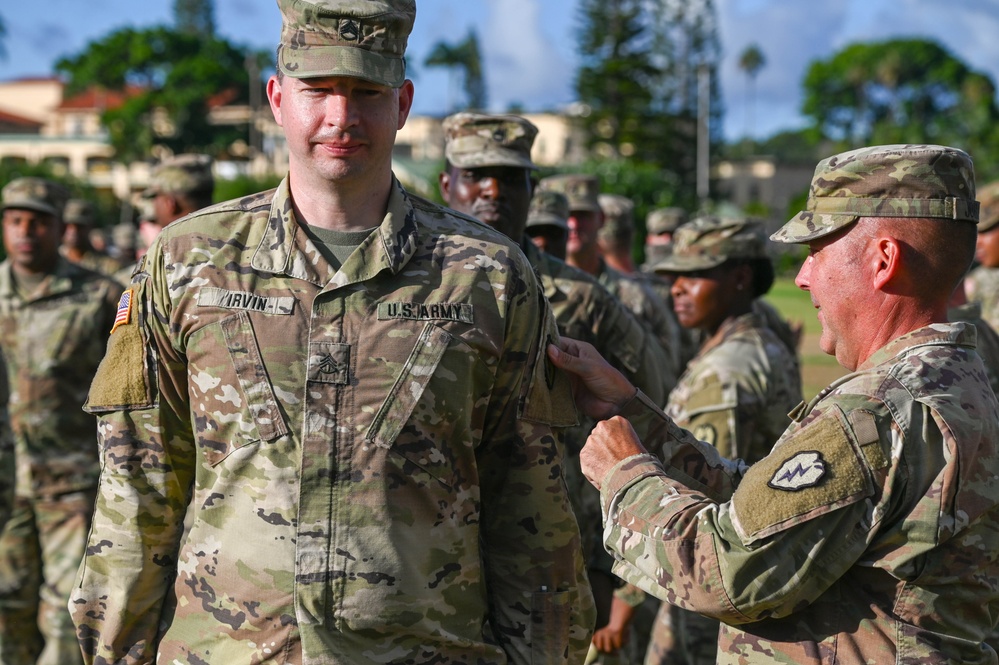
553, 144, 999, 665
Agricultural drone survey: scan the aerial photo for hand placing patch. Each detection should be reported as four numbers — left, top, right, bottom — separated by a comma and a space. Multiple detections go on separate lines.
768, 451, 826, 491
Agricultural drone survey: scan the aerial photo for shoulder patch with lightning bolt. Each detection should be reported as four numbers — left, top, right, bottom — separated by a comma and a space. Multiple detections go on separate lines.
729, 403, 875, 544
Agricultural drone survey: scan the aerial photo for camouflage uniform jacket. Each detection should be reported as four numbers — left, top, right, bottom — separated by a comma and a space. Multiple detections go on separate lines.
61, 246, 128, 280
596, 261, 677, 394
666, 312, 802, 464
71, 178, 595, 665
968, 264, 999, 332
523, 241, 669, 577
950, 301, 999, 397
0, 257, 122, 498
599, 323, 999, 664
524, 242, 667, 410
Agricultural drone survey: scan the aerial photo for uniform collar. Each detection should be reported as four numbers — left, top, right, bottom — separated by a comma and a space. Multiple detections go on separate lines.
0, 256, 83, 302
251, 176, 420, 288
858, 322, 975, 372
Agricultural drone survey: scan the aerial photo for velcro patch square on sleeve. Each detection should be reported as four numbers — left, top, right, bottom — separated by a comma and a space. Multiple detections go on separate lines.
730, 403, 874, 544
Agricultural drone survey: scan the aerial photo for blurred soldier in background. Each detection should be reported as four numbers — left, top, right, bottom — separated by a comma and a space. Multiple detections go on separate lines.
60, 199, 126, 277
642, 207, 687, 270
0, 177, 123, 665
967, 180, 999, 331
540, 174, 678, 392
439, 112, 670, 661
525, 189, 570, 260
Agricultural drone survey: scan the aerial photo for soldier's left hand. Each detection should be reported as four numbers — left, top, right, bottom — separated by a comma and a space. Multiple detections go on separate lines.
581, 416, 648, 490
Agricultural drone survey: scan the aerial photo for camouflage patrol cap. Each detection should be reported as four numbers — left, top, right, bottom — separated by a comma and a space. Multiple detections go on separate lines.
1, 177, 69, 218
646, 207, 688, 235
276, 0, 415, 88
598, 193, 634, 242
442, 112, 538, 170
64, 199, 95, 226
977, 180, 999, 233
653, 215, 767, 273
773, 144, 978, 244
142, 154, 214, 199
539, 174, 600, 212
526, 190, 570, 231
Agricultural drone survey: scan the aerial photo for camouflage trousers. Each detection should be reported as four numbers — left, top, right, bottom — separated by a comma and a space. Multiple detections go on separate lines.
644, 603, 719, 665
0, 490, 96, 665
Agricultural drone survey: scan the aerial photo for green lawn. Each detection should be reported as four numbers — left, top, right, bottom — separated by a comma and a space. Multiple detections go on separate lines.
762, 277, 847, 398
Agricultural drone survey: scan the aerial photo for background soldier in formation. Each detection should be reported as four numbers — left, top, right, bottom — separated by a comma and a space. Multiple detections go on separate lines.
0, 177, 123, 665
644, 215, 803, 665
438, 111, 672, 659
60, 199, 127, 277
968, 180, 999, 331
551, 144, 999, 664
70, 2, 593, 663
540, 174, 679, 391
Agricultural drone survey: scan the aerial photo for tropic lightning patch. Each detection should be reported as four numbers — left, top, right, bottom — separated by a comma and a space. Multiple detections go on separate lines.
693, 423, 718, 446
768, 451, 826, 491
730, 404, 873, 543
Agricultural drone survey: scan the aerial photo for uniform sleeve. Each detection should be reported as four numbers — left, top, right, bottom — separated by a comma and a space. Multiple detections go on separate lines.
477, 271, 595, 664
600, 399, 882, 625
592, 293, 670, 408
70, 243, 195, 665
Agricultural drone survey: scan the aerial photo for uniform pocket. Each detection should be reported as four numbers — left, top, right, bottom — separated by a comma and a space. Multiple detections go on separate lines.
364, 322, 452, 480
192, 311, 288, 466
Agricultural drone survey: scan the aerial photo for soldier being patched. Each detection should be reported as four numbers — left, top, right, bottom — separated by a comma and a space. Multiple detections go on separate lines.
69, 3, 594, 664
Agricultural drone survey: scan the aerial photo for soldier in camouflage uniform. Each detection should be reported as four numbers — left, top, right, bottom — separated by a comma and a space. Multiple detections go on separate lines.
60, 199, 127, 278
540, 174, 678, 393
641, 207, 687, 271
115, 153, 215, 284
525, 189, 570, 260
0, 178, 123, 665
967, 180, 999, 330
438, 112, 669, 654
70, 3, 593, 664
551, 144, 999, 664
644, 215, 803, 665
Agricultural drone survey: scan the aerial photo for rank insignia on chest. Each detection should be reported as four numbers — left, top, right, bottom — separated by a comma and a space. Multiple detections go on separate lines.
111, 289, 133, 333
768, 451, 826, 491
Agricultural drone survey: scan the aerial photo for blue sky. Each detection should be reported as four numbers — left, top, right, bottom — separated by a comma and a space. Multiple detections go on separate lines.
3, 0, 999, 141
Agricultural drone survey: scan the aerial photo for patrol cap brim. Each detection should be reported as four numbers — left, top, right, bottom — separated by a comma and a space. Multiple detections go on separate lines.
526, 213, 569, 230
651, 252, 725, 273
770, 212, 858, 244
0, 199, 60, 217
445, 140, 537, 170
277, 44, 405, 88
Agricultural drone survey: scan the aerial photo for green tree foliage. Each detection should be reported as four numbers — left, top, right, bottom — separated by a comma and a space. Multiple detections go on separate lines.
802, 38, 999, 179
55, 27, 250, 163
424, 30, 487, 111
174, 0, 216, 37
0, 14, 6, 60
575, 0, 722, 210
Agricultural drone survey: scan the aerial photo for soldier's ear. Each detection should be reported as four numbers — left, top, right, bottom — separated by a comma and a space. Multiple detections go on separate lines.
871, 236, 901, 291
438, 171, 451, 202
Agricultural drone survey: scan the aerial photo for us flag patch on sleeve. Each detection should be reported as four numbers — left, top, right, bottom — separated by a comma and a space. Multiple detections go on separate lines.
111, 289, 133, 333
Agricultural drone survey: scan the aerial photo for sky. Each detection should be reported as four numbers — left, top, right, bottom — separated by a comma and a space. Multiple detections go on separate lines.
4, 0, 999, 142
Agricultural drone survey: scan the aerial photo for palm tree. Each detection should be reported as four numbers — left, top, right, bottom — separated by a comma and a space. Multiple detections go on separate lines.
738, 44, 765, 139
425, 30, 487, 112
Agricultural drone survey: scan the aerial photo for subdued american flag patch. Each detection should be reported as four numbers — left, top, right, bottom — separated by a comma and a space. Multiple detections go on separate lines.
111, 289, 133, 333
